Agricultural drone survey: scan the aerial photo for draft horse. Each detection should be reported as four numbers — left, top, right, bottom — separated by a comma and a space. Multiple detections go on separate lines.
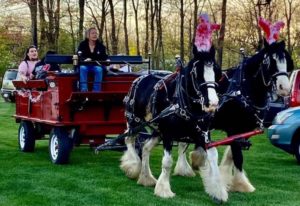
213, 39, 293, 192
120, 46, 228, 201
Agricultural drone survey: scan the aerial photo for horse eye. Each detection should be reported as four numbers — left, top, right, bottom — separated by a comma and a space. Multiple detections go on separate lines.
272, 54, 277, 59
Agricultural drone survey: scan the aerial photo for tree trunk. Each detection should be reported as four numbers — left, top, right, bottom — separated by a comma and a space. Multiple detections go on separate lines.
217, 0, 227, 68
124, 0, 129, 55
132, 0, 140, 55
45, 0, 60, 51
66, 0, 76, 52
38, 0, 46, 51
284, 0, 296, 54
100, 0, 107, 41
150, 0, 156, 69
108, 0, 118, 54
79, 0, 85, 41
180, 0, 184, 61
144, 0, 150, 57
27, 0, 38, 47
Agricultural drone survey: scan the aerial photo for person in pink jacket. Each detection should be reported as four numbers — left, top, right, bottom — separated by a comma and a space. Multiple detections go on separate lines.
18, 45, 39, 83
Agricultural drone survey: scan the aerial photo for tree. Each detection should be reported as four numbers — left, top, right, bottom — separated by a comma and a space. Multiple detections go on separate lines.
79, 0, 85, 41
123, 0, 129, 54
107, 0, 118, 54
132, 0, 140, 55
66, 0, 76, 52
283, 0, 298, 54
217, 0, 227, 68
179, 0, 184, 61
25, 0, 38, 46
144, 0, 150, 57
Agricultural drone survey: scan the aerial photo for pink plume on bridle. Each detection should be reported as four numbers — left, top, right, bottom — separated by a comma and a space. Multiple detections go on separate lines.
194, 13, 220, 52
258, 17, 285, 44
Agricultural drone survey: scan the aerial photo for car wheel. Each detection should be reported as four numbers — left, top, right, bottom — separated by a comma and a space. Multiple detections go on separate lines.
18, 121, 35, 152
49, 127, 73, 164
294, 138, 300, 165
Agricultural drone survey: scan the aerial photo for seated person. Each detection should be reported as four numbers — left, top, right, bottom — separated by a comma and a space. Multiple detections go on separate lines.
77, 27, 108, 92
18, 45, 39, 83
32, 51, 61, 79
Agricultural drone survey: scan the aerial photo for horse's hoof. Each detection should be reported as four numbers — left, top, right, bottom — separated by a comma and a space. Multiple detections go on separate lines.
154, 190, 176, 198
137, 175, 157, 187
212, 197, 223, 204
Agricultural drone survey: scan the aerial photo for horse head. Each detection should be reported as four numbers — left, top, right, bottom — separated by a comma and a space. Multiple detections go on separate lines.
188, 14, 221, 113
258, 17, 294, 96
260, 40, 293, 96
188, 46, 222, 113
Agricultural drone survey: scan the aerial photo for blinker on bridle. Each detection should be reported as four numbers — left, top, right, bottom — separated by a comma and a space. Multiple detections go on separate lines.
190, 60, 218, 97
256, 54, 288, 87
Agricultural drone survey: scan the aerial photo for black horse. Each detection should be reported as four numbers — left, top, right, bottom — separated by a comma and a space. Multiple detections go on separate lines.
212, 40, 293, 192
120, 46, 228, 201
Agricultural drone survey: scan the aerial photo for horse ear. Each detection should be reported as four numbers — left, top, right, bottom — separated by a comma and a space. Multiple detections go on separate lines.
209, 46, 216, 57
284, 50, 294, 72
278, 40, 286, 49
263, 38, 269, 48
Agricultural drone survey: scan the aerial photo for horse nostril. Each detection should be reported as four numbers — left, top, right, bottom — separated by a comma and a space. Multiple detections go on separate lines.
279, 84, 283, 90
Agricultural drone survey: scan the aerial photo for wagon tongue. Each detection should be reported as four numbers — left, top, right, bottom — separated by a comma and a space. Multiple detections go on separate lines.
206, 130, 263, 149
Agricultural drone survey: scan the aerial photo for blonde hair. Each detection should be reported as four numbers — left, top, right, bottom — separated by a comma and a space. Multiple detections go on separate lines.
85, 27, 97, 39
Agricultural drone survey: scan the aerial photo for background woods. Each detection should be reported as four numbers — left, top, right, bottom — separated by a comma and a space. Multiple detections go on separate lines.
0, 0, 299, 76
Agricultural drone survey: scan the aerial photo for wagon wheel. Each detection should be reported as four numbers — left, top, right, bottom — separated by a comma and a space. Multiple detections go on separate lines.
49, 127, 73, 164
18, 121, 35, 152
294, 138, 300, 165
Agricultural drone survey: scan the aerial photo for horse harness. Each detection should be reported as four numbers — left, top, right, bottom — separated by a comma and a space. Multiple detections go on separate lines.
220, 54, 288, 129
123, 61, 217, 144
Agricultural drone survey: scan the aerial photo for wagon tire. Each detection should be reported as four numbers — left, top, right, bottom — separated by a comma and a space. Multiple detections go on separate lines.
18, 121, 35, 152
49, 127, 73, 164
294, 138, 300, 165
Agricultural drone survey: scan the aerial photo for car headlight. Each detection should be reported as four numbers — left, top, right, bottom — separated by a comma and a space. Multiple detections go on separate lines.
274, 112, 292, 124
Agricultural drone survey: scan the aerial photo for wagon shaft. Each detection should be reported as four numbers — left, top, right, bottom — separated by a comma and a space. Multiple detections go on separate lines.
207, 130, 264, 149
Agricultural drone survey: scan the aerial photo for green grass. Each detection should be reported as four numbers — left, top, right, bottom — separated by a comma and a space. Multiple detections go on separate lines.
0, 99, 299, 206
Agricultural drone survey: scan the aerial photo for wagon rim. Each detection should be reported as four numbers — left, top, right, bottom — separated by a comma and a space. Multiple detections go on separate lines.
50, 134, 59, 160
19, 126, 25, 149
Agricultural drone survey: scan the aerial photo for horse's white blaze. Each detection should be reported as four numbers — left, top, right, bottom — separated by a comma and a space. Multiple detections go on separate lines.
199, 147, 228, 202
174, 143, 195, 177
204, 64, 219, 111
274, 55, 291, 96
138, 137, 158, 186
154, 150, 175, 198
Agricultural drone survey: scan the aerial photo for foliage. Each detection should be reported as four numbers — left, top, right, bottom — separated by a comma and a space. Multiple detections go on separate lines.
0, 100, 300, 206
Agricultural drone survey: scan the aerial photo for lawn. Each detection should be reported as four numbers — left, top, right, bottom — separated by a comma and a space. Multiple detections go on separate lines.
0, 99, 299, 206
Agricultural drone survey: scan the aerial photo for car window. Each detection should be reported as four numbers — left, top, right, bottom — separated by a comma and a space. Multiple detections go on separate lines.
4, 71, 18, 80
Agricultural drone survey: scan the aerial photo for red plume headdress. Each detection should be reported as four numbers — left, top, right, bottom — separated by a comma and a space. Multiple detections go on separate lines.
194, 13, 220, 52
258, 17, 285, 44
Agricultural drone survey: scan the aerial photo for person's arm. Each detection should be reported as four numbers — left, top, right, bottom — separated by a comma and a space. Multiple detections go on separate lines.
18, 61, 29, 83
77, 41, 89, 60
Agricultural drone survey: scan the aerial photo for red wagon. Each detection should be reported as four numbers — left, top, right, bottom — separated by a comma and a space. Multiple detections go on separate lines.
13, 55, 165, 164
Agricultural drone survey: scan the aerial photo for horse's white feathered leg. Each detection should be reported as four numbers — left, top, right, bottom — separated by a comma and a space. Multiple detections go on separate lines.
174, 143, 195, 177
230, 167, 255, 192
154, 150, 175, 198
219, 146, 234, 191
137, 137, 158, 186
199, 147, 228, 203
120, 135, 141, 179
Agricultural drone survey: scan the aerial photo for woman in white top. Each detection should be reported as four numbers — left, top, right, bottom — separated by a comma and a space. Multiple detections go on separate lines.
18, 45, 39, 83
